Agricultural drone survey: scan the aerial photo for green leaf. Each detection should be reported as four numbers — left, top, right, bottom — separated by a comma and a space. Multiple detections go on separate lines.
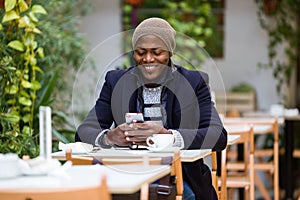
18, 17, 26, 28
22, 125, 31, 135
19, 0, 29, 12
21, 80, 32, 88
1, 113, 20, 123
4, 0, 16, 12
31, 80, 41, 90
0, 24, 3, 30
19, 96, 32, 106
194, 27, 203, 35
35, 69, 58, 108
7, 40, 24, 52
20, 90, 30, 98
6, 85, 18, 94
32, 41, 38, 50
31, 5, 47, 15
36, 47, 44, 58
29, 12, 38, 23
30, 57, 37, 66
22, 114, 31, 123
204, 28, 212, 37
2, 10, 20, 23
52, 128, 69, 144
26, 27, 42, 34
6, 99, 16, 105
32, 27, 42, 34
33, 65, 43, 73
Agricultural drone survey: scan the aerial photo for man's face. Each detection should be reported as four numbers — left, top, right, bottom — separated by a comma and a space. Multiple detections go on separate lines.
133, 35, 170, 83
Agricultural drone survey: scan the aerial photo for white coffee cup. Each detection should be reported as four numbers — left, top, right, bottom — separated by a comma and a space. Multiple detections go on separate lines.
146, 134, 174, 149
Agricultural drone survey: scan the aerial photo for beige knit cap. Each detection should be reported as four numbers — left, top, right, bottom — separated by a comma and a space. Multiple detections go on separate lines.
132, 17, 176, 53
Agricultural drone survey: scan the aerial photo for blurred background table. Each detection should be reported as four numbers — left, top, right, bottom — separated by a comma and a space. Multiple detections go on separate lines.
0, 165, 170, 195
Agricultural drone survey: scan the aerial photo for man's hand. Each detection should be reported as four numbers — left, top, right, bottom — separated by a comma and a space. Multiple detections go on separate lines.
106, 121, 171, 146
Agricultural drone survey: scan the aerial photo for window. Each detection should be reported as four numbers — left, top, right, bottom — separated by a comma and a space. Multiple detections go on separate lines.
122, 0, 225, 58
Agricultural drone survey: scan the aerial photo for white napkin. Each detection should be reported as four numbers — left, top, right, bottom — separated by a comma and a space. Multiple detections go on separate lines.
58, 142, 93, 153
284, 108, 299, 116
19, 156, 62, 176
0, 153, 20, 178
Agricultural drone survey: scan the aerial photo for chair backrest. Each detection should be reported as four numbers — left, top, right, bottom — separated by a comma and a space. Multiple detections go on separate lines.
215, 91, 256, 117
65, 149, 183, 200
227, 125, 254, 175
216, 125, 254, 200
0, 175, 111, 200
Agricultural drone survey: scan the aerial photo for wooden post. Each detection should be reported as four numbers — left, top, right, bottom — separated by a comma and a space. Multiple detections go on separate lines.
297, 9, 300, 109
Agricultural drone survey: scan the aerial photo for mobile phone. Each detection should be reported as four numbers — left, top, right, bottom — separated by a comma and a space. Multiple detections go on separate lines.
125, 113, 144, 124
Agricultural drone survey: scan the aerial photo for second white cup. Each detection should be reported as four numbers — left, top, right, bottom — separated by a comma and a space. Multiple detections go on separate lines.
146, 134, 174, 149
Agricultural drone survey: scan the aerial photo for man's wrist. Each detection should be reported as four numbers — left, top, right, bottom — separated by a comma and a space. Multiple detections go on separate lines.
103, 131, 113, 146
97, 129, 113, 148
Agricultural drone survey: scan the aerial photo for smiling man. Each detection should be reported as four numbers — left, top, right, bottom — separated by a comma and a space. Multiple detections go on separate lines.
76, 17, 227, 200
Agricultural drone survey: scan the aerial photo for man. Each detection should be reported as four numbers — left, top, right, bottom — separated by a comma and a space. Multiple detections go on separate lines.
76, 17, 227, 200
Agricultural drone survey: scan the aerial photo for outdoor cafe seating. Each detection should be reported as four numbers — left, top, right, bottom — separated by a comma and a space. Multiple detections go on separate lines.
1, 104, 297, 200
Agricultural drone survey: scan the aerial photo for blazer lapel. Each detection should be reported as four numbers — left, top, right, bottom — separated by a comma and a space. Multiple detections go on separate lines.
111, 70, 138, 125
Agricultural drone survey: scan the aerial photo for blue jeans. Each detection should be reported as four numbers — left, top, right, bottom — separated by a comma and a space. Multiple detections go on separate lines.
183, 181, 196, 200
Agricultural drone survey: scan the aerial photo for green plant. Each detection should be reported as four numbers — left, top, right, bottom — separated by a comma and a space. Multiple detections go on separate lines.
162, 0, 222, 58
0, 0, 92, 157
230, 82, 255, 93
255, 0, 300, 103
0, 0, 47, 157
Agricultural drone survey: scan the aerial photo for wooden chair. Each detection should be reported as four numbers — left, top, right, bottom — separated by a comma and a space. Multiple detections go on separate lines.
221, 125, 255, 200
225, 118, 279, 200
251, 119, 279, 200
215, 91, 256, 117
66, 149, 183, 200
0, 175, 111, 200
211, 150, 227, 200
211, 151, 218, 194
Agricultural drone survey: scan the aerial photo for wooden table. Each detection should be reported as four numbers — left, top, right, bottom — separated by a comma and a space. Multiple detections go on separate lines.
0, 164, 170, 195
224, 117, 281, 134
52, 148, 212, 163
52, 135, 240, 163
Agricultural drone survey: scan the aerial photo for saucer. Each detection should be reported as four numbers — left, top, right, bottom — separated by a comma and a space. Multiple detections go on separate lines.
147, 146, 181, 153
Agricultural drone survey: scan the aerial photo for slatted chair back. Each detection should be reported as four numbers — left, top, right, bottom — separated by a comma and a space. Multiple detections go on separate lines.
223, 125, 255, 200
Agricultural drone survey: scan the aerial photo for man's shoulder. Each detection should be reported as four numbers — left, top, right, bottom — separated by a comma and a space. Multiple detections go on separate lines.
107, 67, 133, 76
106, 67, 134, 80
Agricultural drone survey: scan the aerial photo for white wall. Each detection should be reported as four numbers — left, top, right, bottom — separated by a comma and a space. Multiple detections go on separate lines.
78, 0, 121, 50
215, 0, 281, 110
76, 0, 282, 115
73, 0, 123, 125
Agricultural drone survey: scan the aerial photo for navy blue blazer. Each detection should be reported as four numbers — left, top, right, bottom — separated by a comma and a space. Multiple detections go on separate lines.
76, 65, 227, 200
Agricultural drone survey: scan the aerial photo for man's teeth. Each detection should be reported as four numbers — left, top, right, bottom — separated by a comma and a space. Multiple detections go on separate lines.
145, 66, 155, 70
